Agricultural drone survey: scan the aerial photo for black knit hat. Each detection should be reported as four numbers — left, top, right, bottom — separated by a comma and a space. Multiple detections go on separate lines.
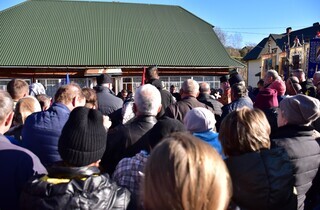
96, 73, 112, 85
58, 107, 107, 167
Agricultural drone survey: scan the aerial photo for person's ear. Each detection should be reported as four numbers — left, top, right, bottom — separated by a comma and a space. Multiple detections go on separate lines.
5, 111, 14, 127
157, 104, 162, 114
72, 97, 77, 107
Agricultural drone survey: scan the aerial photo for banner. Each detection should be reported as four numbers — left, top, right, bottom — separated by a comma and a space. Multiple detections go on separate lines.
307, 38, 320, 78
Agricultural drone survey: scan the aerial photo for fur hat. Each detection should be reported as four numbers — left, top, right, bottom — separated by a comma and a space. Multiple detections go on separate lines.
280, 94, 320, 125
96, 74, 112, 85
254, 88, 278, 110
58, 107, 107, 166
184, 107, 216, 133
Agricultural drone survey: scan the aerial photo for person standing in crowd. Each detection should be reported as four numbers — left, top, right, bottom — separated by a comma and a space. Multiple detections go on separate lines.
165, 79, 213, 122
291, 69, 316, 97
197, 82, 223, 130
22, 83, 85, 166
101, 84, 162, 175
271, 94, 320, 210
5, 96, 42, 144
143, 132, 231, 210
20, 107, 130, 209
0, 90, 47, 210
254, 88, 279, 133
184, 107, 224, 158
219, 107, 296, 210
263, 69, 286, 98
94, 73, 123, 128
145, 66, 175, 118
285, 76, 302, 96
218, 75, 231, 105
6, 79, 29, 109
170, 84, 181, 102
82, 87, 98, 109
29, 82, 46, 96
221, 83, 253, 120
113, 117, 186, 209
117, 89, 128, 101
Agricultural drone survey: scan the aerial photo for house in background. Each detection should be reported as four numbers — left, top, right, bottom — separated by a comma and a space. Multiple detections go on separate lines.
0, 0, 243, 96
244, 22, 320, 87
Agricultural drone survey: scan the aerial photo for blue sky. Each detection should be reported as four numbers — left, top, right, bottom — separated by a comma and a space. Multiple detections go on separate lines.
1, 0, 319, 48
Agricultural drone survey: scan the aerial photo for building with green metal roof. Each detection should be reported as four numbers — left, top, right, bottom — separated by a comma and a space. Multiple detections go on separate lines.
0, 0, 244, 92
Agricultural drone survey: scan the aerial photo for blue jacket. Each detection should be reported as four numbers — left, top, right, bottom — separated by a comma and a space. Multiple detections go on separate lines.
193, 131, 225, 158
0, 134, 47, 210
22, 103, 71, 166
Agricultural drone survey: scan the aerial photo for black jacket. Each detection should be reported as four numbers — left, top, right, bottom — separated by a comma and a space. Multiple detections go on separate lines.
20, 165, 130, 210
226, 148, 297, 210
165, 97, 213, 123
94, 86, 123, 128
271, 124, 320, 210
101, 115, 157, 175
197, 93, 223, 130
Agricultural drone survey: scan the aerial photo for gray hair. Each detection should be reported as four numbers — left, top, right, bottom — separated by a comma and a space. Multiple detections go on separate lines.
266, 69, 280, 80
182, 79, 199, 97
0, 90, 13, 124
134, 84, 161, 116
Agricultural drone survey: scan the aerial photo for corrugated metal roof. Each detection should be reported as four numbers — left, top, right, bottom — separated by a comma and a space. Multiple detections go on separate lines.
0, 0, 242, 67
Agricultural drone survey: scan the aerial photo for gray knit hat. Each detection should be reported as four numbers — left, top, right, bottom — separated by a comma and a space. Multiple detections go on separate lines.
58, 107, 107, 166
280, 94, 320, 125
183, 107, 216, 133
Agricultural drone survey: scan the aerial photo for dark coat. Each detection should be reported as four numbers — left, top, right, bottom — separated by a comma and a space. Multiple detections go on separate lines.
0, 134, 47, 210
197, 93, 223, 131
148, 79, 175, 118
22, 103, 70, 166
165, 96, 214, 122
226, 148, 297, 210
20, 164, 130, 210
95, 86, 123, 128
221, 96, 253, 120
101, 115, 157, 175
271, 124, 320, 210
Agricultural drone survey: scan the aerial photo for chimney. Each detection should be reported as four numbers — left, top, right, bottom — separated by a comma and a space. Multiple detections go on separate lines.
313, 22, 319, 26
286, 27, 292, 34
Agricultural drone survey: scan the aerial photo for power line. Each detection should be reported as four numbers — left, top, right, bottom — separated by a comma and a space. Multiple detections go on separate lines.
223, 31, 268, 35
219, 25, 308, 30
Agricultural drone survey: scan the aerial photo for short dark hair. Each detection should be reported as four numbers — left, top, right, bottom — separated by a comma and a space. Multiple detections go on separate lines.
6, 79, 29, 100
146, 66, 158, 79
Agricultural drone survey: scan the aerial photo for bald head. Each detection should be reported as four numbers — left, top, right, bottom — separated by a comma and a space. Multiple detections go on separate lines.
181, 79, 199, 98
199, 82, 211, 94
313, 72, 320, 86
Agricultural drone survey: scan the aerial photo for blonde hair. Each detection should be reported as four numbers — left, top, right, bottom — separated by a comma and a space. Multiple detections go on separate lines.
14, 96, 41, 124
219, 107, 271, 156
143, 132, 231, 210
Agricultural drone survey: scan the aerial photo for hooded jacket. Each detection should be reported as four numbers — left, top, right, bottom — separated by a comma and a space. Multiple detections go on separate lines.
20, 165, 130, 210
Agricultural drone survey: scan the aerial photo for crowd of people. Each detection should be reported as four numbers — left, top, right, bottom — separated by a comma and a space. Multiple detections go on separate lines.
0, 66, 320, 210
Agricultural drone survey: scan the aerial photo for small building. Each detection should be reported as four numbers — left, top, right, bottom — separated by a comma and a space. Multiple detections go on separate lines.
244, 22, 320, 87
0, 0, 243, 95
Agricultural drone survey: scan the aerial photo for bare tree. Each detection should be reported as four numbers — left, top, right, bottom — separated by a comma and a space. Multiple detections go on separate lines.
228, 33, 243, 49
214, 27, 228, 46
